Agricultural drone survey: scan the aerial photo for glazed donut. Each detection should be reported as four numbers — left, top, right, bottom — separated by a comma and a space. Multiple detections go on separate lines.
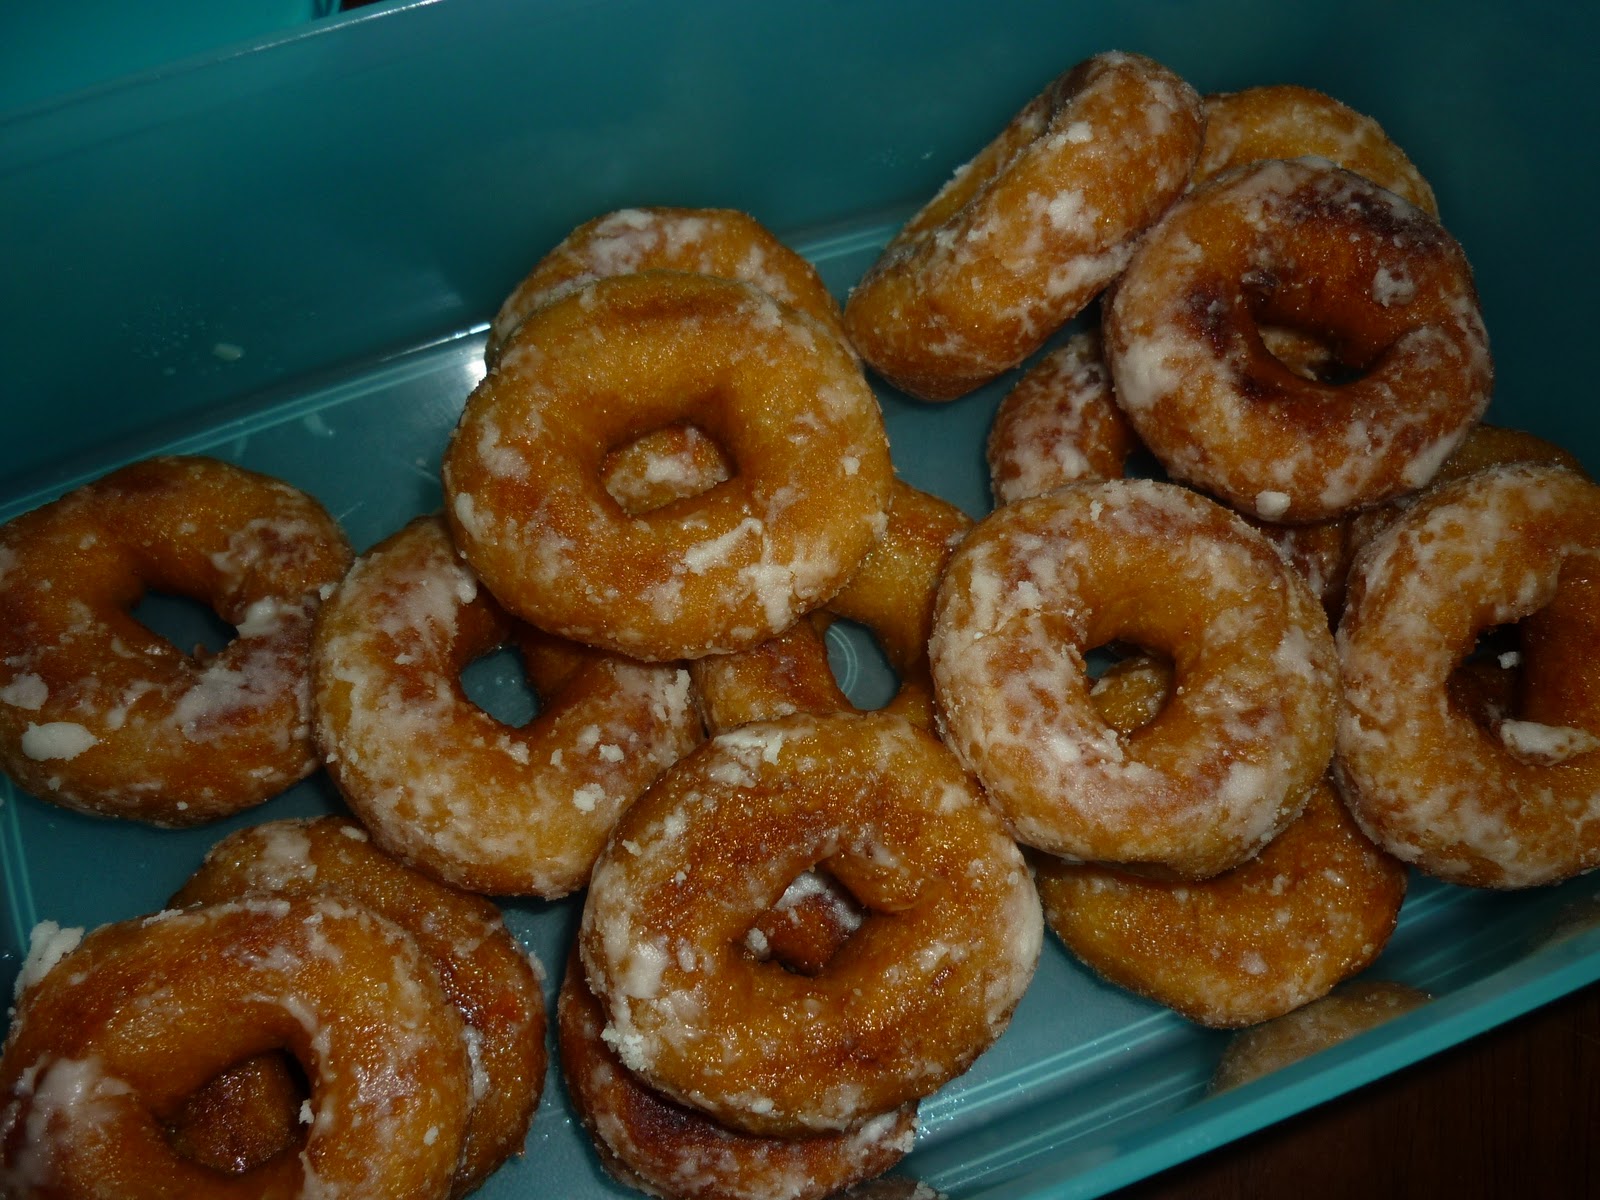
443, 271, 893, 661
929, 479, 1339, 879
558, 949, 917, 1200
843, 51, 1204, 401
170, 816, 548, 1195
580, 711, 1041, 1136
1194, 85, 1439, 216
986, 328, 1139, 506
486, 207, 849, 367
1209, 979, 1431, 1093
313, 514, 701, 896
1105, 158, 1492, 523
0, 456, 351, 826
0, 897, 471, 1199
1035, 780, 1407, 1027
1336, 463, 1600, 887
693, 480, 971, 735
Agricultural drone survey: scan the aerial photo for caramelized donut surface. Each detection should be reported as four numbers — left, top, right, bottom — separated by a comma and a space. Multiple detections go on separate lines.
171, 817, 548, 1195
0, 456, 351, 826
1036, 781, 1407, 1027
579, 711, 1041, 1136
558, 950, 917, 1200
1210, 979, 1431, 1092
1194, 84, 1439, 216
930, 479, 1338, 879
986, 328, 1139, 506
1105, 158, 1492, 522
486, 207, 849, 366
1336, 463, 1600, 887
313, 515, 701, 896
0, 897, 471, 1200
844, 51, 1204, 401
444, 272, 893, 661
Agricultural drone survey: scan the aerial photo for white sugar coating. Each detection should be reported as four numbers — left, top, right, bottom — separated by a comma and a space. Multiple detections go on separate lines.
13, 920, 85, 999
20, 722, 98, 761
1337, 463, 1600, 887
313, 517, 700, 897
0, 673, 48, 711
930, 479, 1336, 877
0, 1056, 135, 1190
1105, 157, 1491, 521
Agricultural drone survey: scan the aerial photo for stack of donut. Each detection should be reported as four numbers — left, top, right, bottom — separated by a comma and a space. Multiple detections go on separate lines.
2, 42, 1599, 1200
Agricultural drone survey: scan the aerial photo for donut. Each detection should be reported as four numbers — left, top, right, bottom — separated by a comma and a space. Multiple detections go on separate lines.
692, 480, 971, 735
486, 207, 849, 367
1105, 158, 1493, 523
0, 455, 351, 826
558, 949, 917, 1200
0, 897, 472, 1199
1034, 780, 1408, 1028
843, 51, 1204, 401
929, 478, 1339, 879
443, 271, 893, 661
579, 711, 1042, 1136
169, 816, 548, 1195
986, 328, 1140, 506
1193, 84, 1439, 216
1335, 463, 1600, 887
313, 514, 701, 896
1209, 979, 1431, 1093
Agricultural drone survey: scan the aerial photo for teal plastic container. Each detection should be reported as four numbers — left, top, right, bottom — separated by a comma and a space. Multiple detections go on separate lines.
2, 3, 1598, 1197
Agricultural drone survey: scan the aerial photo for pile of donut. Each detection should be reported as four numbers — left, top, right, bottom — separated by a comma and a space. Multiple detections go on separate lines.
3, 45, 1599, 1200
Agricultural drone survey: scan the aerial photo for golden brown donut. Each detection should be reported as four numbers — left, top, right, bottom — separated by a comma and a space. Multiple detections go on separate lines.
1105, 158, 1493, 523
985, 328, 1140, 506
0, 455, 351, 826
444, 271, 893, 661
0, 897, 472, 1199
843, 51, 1204, 401
930, 479, 1339, 879
691, 480, 971, 735
558, 949, 917, 1200
1209, 979, 1431, 1092
1194, 84, 1439, 216
486, 207, 849, 367
579, 711, 1041, 1137
313, 514, 701, 897
170, 816, 548, 1196
1035, 781, 1408, 1027
1336, 463, 1600, 887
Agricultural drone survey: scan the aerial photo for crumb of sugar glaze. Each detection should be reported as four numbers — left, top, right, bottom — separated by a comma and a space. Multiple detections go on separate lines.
930, 479, 1338, 879
844, 51, 1204, 401
1335, 463, 1600, 888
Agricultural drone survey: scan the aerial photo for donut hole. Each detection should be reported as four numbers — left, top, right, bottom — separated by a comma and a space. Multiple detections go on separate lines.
822, 618, 899, 712
1448, 625, 1523, 731
131, 589, 236, 658
1258, 324, 1364, 385
599, 420, 735, 516
459, 642, 540, 728
1085, 645, 1175, 735
743, 866, 867, 977
163, 1050, 309, 1174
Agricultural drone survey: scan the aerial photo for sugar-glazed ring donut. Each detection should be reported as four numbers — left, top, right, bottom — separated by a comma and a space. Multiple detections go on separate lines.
1194, 84, 1439, 216
930, 479, 1339, 879
1105, 158, 1492, 523
580, 711, 1041, 1137
0, 455, 351, 826
1035, 780, 1407, 1028
170, 817, 548, 1194
0, 897, 472, 1199
842, 51, 1203, 401
486, 207, 849, 367
313, 515, 702, 896
986, 328, 1140, 505
557, 948, 917, 1200
1335, 463, 1600, 887
444, 271, 893, 661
